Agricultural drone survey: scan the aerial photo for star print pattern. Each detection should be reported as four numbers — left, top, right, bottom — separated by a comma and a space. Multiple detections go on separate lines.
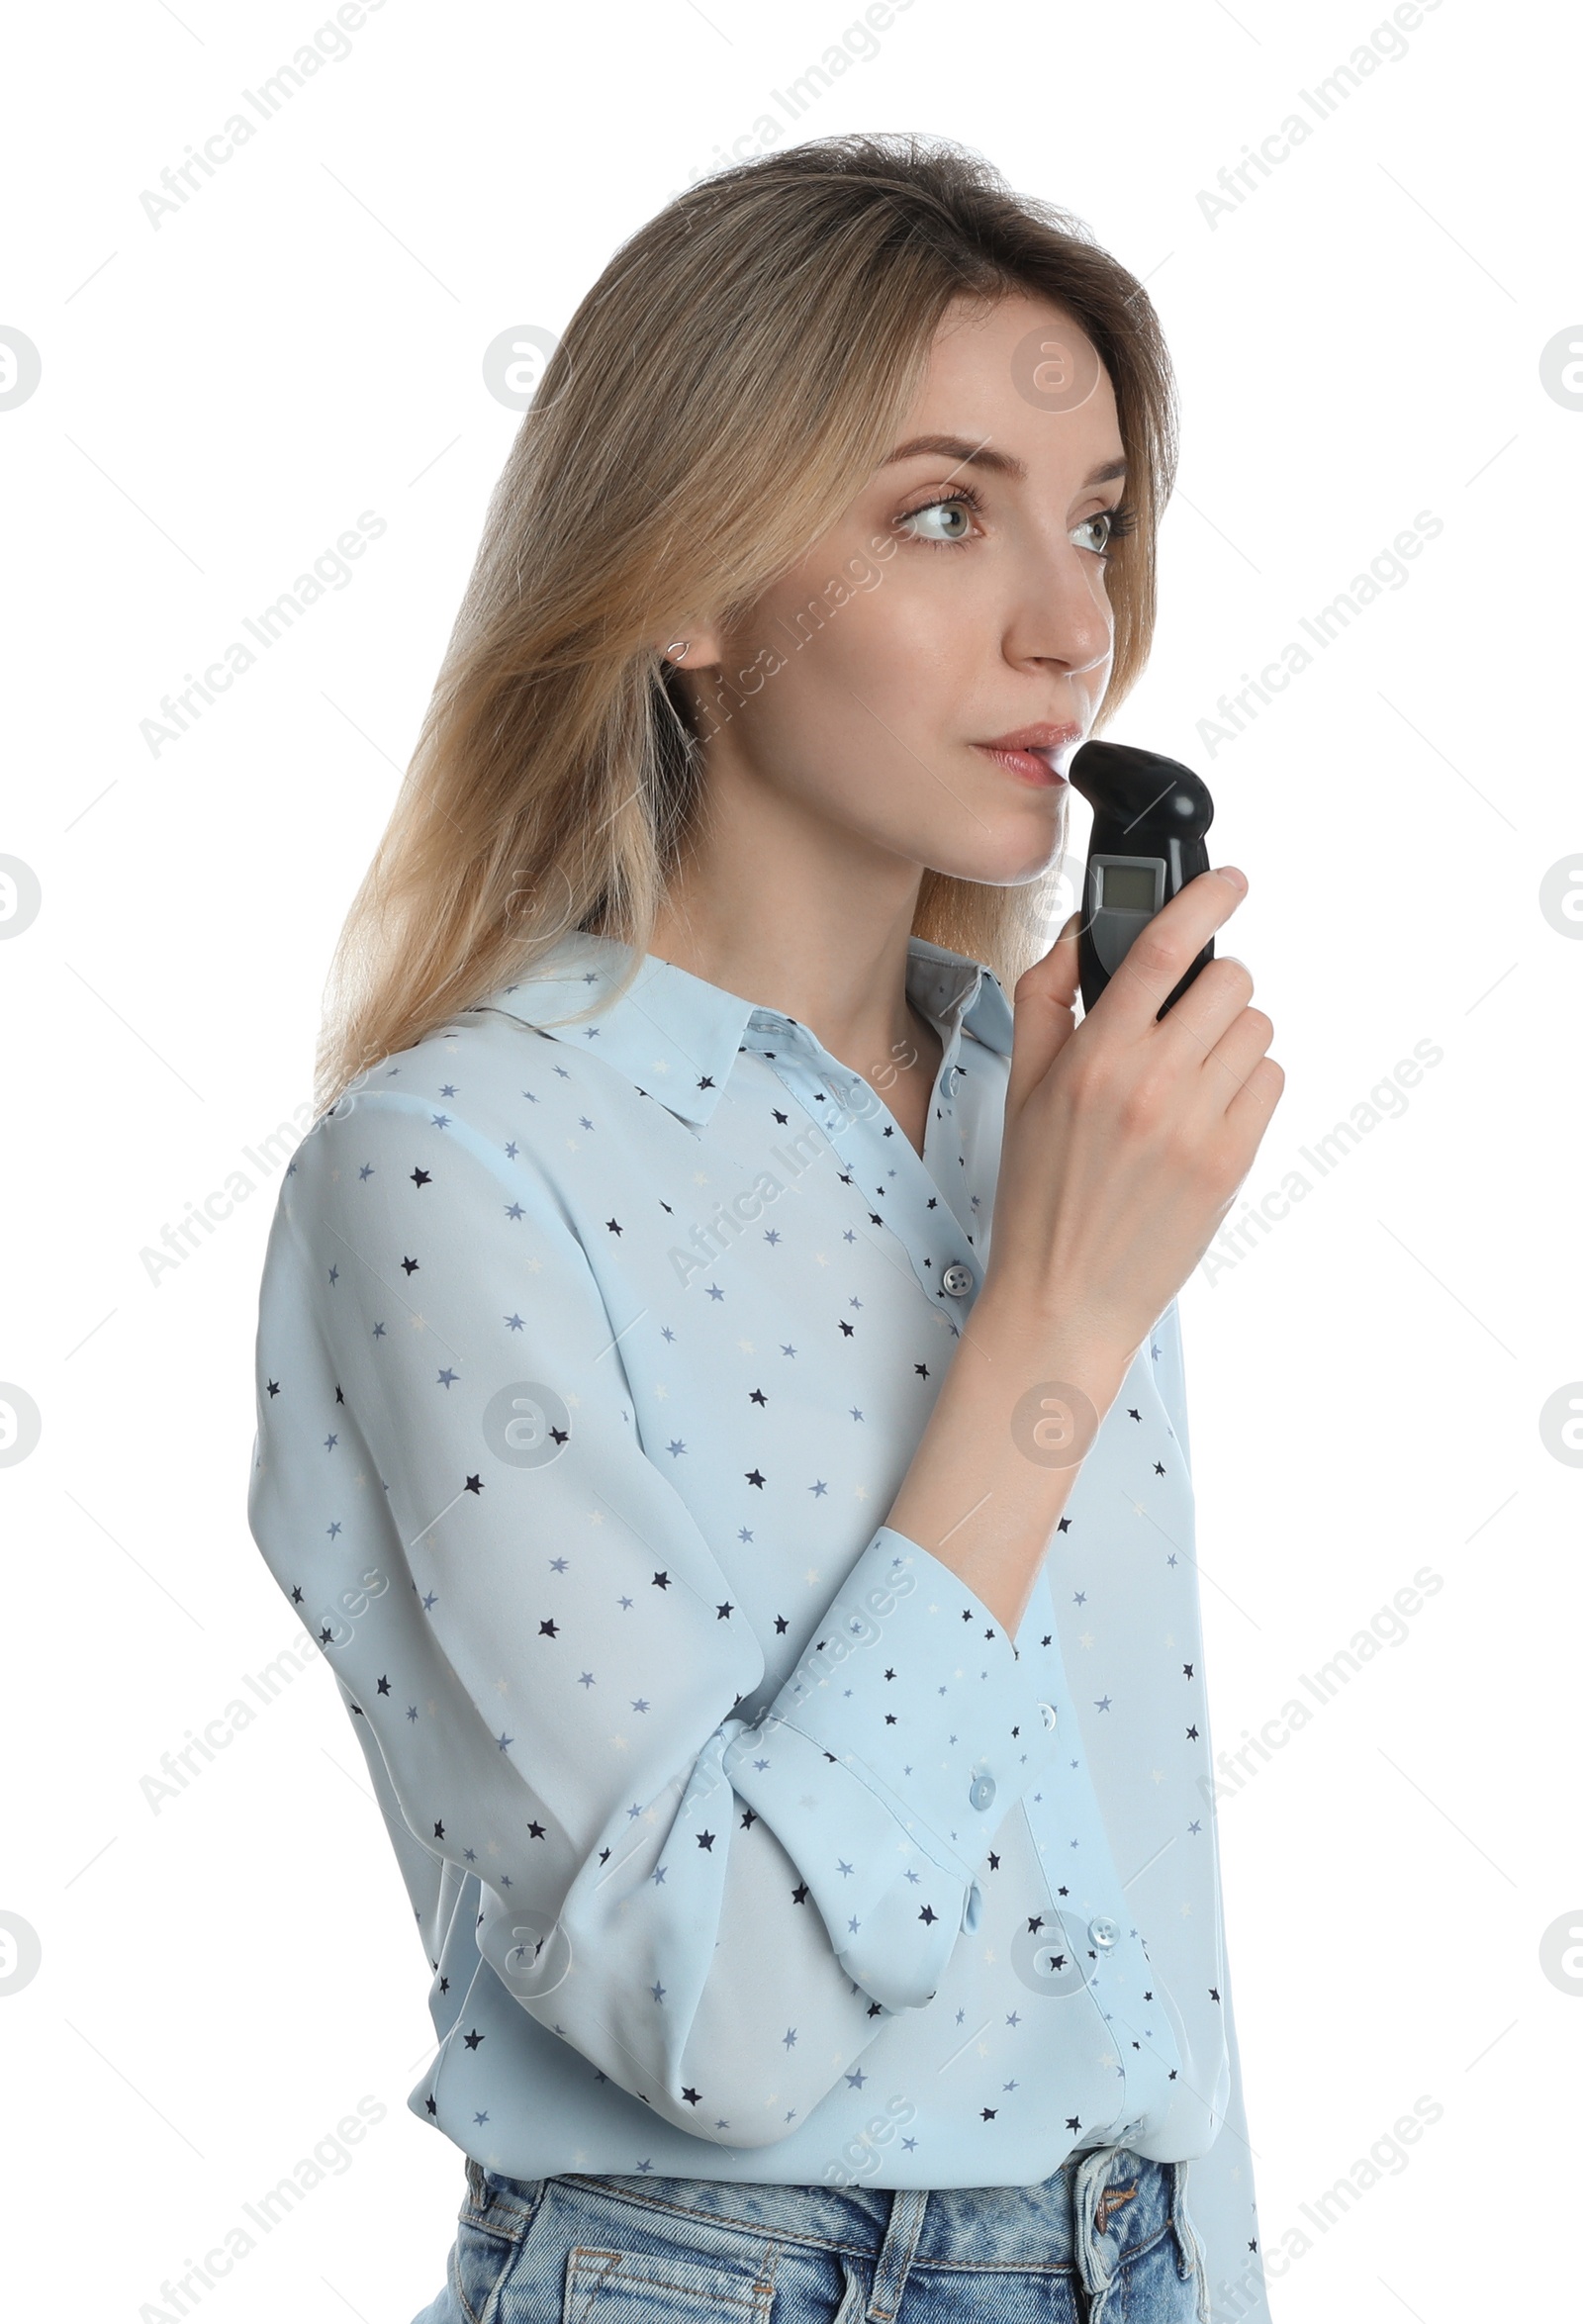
245, 926, 1263, 2301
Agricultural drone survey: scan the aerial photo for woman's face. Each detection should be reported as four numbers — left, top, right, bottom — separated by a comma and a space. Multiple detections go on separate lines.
689, 290, 1130, 889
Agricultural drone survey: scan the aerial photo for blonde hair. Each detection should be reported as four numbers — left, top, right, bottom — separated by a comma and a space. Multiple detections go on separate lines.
315, 132, 1178, 1116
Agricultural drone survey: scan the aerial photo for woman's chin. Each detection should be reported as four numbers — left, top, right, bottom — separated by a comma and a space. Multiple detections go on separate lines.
921, 824, 1068, 889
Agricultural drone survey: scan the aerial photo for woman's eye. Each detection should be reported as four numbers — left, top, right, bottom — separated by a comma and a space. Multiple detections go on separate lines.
898, 495, 977, 545
1071, 503, 1135, 558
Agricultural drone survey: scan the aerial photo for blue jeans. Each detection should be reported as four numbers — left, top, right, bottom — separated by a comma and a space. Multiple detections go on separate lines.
410, 2149, 1212, 2324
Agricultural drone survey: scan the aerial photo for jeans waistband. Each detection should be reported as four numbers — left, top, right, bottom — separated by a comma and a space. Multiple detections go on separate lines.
472, 2147, 1189, 2276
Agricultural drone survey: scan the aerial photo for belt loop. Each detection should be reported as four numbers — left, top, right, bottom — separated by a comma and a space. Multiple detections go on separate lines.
866, 2187, 929, 2323
1072, 2147, 1120, 2304
1169, 2161, 1214, 2324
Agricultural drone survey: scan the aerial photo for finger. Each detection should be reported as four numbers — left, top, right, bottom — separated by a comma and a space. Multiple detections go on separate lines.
1223, 1051, 1284, 1140
1198, 1005, 1274, 1104
1153, 953, 1257, 1066
1087, 868, 1248, 1038
1006, 910, 1081, 1114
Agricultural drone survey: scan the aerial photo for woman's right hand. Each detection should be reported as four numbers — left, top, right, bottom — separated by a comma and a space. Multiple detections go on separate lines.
978, 867, 1284, 1365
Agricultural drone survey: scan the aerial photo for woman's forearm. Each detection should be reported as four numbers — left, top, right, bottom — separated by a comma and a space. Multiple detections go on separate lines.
884, 1290, 1137, 1637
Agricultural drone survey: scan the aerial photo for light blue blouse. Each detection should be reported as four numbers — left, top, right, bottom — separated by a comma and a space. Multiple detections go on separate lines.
245, 927, 1267, 2315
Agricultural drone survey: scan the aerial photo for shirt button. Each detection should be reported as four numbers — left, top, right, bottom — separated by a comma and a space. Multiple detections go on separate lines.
941, 1262, 975, 1297
1037, 1701, 1058, 1731
969, 1775, 996, 1811
1087, 1915, 1119, 1951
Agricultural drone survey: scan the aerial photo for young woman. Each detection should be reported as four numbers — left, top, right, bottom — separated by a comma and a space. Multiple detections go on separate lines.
248, 135, 1282, 2324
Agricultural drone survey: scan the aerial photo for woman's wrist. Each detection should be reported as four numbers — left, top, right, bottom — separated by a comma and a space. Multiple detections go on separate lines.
965, 1276, 1140, 1399
884, 1289, 1137, 1634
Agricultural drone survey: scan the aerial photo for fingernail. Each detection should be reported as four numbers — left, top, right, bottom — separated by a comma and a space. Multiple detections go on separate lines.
1217, 865, 1248, 893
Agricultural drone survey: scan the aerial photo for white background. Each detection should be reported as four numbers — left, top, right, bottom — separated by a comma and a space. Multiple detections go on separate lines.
1, 0, 1578, 2316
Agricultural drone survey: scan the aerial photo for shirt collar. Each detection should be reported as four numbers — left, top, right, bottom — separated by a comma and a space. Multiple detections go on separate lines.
475, 929, 1013, 1128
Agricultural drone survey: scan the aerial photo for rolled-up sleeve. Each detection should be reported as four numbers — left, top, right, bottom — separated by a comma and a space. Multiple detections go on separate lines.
726, 1530, 1061, 2010
246, 1088, 1050, 2148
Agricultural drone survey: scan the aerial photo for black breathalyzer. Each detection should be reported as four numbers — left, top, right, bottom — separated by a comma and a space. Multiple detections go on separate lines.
1067, 740, 1216, 1020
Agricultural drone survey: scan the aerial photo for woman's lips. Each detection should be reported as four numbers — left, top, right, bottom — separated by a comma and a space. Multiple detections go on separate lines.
972, 724, 1078, 790
972, 748, 1069, 794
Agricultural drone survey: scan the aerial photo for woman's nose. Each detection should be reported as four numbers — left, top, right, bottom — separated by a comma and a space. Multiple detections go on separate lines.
1006, 549, 1113, 677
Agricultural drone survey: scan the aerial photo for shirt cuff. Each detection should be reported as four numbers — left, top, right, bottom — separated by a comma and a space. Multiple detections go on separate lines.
722, 1526, 1062, 2012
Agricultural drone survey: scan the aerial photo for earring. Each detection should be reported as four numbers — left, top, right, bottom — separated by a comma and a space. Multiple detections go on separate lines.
665, 640, 689, 660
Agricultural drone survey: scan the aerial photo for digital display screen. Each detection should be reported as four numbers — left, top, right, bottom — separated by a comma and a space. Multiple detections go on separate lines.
1099, 863, 1160, 912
